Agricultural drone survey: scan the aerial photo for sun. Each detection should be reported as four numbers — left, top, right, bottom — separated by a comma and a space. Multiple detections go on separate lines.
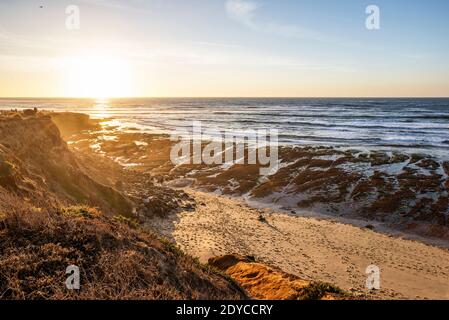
64, 53, 133, 98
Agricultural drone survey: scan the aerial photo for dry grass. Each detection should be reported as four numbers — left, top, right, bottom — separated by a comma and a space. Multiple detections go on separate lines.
0, 193, 246, 300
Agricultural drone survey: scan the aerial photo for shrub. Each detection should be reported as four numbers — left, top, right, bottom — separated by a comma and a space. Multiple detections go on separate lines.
0, 194, 246, 300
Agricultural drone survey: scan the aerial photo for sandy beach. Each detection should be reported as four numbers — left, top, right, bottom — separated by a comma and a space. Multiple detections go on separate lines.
146, 189, 449, 300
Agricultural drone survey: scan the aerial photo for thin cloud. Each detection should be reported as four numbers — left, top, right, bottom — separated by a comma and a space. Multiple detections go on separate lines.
225, 0, 259, 27
225, 0, 333, 42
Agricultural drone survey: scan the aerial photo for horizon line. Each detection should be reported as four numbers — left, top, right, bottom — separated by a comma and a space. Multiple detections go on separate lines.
1, 96, 449, 100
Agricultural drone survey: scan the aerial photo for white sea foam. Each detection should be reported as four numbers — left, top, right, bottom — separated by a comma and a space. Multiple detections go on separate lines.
2, 98, 449, 159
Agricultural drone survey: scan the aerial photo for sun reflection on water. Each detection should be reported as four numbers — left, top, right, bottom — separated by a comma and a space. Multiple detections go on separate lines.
91, 99, 111, 119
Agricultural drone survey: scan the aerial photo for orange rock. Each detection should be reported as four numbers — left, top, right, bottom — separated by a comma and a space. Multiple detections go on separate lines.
209, 254, 348, 300
226, 261, 310, 300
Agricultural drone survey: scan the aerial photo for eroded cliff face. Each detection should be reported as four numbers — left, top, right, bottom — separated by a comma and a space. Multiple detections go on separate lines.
0, 112, 132, 216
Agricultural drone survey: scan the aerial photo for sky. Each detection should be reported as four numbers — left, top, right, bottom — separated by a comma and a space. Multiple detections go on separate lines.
0, 0, 448, 98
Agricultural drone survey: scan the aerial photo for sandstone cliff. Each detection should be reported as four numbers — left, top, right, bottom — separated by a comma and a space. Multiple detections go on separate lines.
0, 111, 131, 216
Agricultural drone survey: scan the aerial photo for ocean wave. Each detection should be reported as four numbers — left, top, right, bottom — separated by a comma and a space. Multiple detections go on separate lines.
2, 98, 449, 153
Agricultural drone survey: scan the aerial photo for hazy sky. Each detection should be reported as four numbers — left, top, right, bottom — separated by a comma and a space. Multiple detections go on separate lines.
0, 0, 448, 97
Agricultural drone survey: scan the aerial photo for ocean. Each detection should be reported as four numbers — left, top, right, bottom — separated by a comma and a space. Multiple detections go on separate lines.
1, 97, 448, 156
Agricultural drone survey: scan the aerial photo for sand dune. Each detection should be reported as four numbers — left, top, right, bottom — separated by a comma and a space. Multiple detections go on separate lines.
146, 189, 449, 300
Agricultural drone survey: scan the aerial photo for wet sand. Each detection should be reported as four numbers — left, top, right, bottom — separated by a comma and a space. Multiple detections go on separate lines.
145, 189, 449, 300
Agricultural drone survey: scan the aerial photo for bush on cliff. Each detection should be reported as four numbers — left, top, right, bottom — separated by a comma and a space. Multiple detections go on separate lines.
0, 193, 246, 300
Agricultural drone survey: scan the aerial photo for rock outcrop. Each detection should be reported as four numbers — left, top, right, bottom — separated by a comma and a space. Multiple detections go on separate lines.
208, 255, 352, 300
0, 111, 131, 216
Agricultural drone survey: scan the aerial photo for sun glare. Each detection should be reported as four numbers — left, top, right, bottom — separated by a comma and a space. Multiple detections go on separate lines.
65, 53, 133, 98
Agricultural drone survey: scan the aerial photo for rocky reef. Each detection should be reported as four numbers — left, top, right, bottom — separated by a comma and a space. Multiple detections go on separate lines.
66, 117, 449, 240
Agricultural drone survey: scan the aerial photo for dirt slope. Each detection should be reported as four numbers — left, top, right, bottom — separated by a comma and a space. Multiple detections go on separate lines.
0, 111, 132, 216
